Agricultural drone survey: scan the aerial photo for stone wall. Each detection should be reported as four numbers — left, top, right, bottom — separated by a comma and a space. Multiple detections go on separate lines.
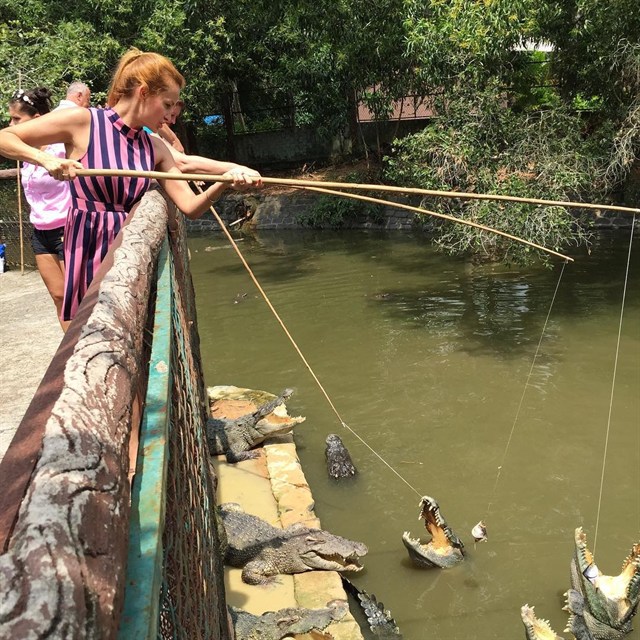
186, 189, 638, 234
187, 190, 420, 233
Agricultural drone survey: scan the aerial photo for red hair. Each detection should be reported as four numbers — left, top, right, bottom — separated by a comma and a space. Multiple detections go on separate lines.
107, 48, 185, 106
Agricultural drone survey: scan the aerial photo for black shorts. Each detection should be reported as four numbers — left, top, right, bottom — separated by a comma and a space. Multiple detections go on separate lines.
31, 226, 64, 261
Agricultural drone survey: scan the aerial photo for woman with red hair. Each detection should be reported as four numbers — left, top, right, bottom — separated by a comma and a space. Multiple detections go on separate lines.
0, 49, 261, 322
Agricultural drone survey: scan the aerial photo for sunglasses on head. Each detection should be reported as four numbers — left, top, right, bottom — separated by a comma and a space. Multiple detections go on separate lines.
12, 89, 35, 106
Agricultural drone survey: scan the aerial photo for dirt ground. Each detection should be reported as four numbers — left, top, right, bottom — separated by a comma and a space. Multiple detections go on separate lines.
0, 268, 63, 463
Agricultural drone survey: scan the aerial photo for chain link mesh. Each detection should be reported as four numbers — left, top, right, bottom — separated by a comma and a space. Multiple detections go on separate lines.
158, 212, 229, 640
0, 176, 35, 269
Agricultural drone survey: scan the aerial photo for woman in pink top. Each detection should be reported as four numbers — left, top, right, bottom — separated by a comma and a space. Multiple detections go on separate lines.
8, 87, 71, 329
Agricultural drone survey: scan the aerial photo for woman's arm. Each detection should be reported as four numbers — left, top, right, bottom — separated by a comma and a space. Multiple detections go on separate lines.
160, 142, 262, 185
153, 137, 239, 219
0, 108, 89, 178
156, 123, 185, 153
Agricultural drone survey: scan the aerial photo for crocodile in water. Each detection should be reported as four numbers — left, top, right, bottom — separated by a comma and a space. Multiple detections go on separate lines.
521, 589, 599, 640
325, 433, 357, 479
402, 495, 465, 568
569, 527, 640, 639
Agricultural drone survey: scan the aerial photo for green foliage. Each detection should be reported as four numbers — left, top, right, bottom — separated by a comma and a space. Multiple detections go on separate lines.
404, 0, 536, 93
384, 85, 611, 265
0, 18, 120, 114
0, 0, 231, 125
298, 170, 386, 227
0, 0, 637, 263
298, 195, 385, 229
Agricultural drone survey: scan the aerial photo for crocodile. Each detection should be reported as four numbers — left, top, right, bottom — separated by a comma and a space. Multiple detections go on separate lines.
325, 433, 357, 478
219, 502, 368, 585
521, 590, 597, 640
569, 527, 640, 638
229, 600, 347, 640
341, 576, 402, 638
402, 495, 465, 569
563, 588, 598, 640
520, 604, 564, 640
206, 388, 305, 462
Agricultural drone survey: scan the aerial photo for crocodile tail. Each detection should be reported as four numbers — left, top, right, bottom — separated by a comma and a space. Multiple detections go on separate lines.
340, 576, 402, 638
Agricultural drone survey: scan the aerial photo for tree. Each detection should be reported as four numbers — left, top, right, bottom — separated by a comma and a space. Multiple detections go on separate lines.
381, 0, 619, 265
534, 0, 640, 181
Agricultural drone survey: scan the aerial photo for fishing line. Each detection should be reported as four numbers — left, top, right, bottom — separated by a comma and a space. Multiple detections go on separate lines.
484, 260, 568, 523
188, 179, 577, 501
593, 214, 636, 556
193, 184, 424, 498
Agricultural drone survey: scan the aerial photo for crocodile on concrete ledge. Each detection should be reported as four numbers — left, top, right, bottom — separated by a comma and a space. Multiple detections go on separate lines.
219, 502, 368, 585
229, 600, 348, 640
206, 387, 305, 462
569, 527, 640, 639
402, 495, 465, 569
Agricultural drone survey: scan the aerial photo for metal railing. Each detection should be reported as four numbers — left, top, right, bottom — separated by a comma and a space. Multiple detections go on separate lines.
0, 190, 229, 639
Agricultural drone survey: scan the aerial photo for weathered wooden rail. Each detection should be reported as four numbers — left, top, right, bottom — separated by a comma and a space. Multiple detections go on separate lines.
0, 189, 229, 639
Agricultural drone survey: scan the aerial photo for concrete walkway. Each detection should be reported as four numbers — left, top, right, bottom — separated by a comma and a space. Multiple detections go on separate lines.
0, 269, 63, 463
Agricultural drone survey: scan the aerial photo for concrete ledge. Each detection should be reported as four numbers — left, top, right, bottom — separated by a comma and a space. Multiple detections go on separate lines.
209, 385, 363, 639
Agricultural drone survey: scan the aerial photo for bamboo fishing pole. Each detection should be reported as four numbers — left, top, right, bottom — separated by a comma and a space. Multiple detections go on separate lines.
75, 168, 640, 216
16, 161, 24, 274
293, 185, 574, 262
75, 167, 576, 261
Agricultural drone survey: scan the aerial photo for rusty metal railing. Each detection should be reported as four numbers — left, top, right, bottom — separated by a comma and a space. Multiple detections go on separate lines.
0, 190, 228, 639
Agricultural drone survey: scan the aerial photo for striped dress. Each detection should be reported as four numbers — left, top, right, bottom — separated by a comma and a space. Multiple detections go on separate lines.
63, 108, 155, 321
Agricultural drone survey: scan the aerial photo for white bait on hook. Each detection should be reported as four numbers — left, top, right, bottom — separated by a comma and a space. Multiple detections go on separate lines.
472, 521, 488, 542
583, 563, 599, 584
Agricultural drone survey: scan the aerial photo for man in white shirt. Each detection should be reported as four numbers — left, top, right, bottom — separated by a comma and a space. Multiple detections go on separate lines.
56, 82, 91, 110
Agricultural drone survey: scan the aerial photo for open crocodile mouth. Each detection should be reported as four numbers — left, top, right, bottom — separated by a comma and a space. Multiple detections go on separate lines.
401, 530, 459, 562
408, 496, 464, 551
303, 551, 366, 572
402, 496, 465, 569
520, 604, 559, 640
572, 526, 640, 626
574, 527, 596, 575
299, 534, 368, 573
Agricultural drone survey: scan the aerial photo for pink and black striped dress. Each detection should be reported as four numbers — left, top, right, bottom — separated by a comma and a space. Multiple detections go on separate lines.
63, 108, 155, 321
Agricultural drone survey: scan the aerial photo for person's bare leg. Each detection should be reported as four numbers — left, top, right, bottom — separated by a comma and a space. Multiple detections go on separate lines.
35, 253, 70, 332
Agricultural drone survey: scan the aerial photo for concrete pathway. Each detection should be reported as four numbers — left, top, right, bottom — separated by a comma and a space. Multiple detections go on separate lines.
0, 269, 63, 463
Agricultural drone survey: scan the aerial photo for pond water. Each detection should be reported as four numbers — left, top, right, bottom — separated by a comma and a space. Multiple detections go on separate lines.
189, 228, 639, 640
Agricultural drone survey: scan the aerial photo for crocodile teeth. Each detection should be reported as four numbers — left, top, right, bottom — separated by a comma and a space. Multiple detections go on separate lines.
402, 531, 422, 546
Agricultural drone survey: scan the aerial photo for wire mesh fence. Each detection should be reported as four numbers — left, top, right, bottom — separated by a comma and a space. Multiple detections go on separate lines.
157, 211, 229, 640
0, 173, 36, 269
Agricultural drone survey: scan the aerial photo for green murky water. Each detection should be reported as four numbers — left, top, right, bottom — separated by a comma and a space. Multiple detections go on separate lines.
190, 228, 639, 640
